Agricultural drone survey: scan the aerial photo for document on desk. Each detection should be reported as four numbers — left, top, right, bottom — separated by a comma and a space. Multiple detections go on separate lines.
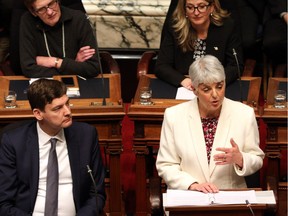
166, 189, 259, 206
175, 87, 196, 100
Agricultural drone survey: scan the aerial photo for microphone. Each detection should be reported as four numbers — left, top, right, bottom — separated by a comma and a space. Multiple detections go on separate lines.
245, 200, 255, 216
232, 48, 243, 103
87, 165, 99, 216
86, 15, 107, 106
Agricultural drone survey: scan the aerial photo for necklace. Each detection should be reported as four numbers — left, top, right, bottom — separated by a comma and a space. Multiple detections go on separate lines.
43, 23, 66, 58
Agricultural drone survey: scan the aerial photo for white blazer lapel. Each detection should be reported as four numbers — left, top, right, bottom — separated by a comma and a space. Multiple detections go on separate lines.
189, 100, 210, 182
209, 98, 232, 175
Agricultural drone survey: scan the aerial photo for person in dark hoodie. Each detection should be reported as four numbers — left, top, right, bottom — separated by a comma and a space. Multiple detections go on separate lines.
0, 0, 12, 64
9, 0, 87, 75
19, 0, 100, 78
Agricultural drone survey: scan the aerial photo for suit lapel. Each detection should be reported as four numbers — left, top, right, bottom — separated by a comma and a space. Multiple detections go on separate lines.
189, 100, 210, 182
28, 124, 40, 210
64, 127, 81, 203
209, 98, 231, 175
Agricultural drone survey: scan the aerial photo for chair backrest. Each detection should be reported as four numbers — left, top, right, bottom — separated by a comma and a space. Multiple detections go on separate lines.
137, 51, 256, 80
100, 51, 120, 74
266, 77, 288, 105
137, 51, 157, 79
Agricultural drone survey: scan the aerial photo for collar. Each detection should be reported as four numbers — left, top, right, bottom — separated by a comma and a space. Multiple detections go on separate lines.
36, 121, 65, 145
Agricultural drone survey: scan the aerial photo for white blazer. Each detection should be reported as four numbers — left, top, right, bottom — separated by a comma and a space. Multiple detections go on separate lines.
156, 97, 264, 190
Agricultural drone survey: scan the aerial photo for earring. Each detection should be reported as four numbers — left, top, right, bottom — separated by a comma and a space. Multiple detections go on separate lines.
185, 15, 188, 18
210, 13, 213, 17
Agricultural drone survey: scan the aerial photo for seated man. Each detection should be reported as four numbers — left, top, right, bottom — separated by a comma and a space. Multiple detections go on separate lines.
0, 79, 106, 215
20, 0, 100, 78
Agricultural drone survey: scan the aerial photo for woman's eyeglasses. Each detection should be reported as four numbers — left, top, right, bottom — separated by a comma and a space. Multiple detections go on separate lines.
186, 3, 211, 14
34, 0, 58, 14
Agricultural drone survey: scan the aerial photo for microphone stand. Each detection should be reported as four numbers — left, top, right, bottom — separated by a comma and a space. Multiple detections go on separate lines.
232, 48, 243, 103
245, 200, 255, 216
87, 165, 99, 216
87, 14, 107, 106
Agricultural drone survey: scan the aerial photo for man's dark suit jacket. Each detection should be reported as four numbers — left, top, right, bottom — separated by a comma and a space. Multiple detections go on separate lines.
0, 120, 106, 216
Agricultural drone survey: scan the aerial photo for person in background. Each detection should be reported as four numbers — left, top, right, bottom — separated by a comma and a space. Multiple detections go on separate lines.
9, 0, 87, 75
0, 0, 12, 64
155, 0, 243, 90
20, 0, 100, 78
0, 79, 106, 215
219, 0, 265, 61
263, 0, 287, 77
156, 55, 264, 192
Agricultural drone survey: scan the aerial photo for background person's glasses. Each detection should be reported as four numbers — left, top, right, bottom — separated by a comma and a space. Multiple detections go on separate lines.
34, 0, 58, 14
186, 3, 211, 13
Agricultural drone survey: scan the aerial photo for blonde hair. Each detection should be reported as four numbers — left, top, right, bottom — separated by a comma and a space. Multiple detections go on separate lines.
172, 0, 230, 52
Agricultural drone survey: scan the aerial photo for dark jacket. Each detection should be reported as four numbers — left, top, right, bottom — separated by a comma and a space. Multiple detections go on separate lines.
155, 17, 244, 86
0, 121, 106, 215
19, 6, 100, 78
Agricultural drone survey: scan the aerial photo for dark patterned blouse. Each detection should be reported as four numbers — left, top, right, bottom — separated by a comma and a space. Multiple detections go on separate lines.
193, 38, 206, 60
201, 117, 219, 164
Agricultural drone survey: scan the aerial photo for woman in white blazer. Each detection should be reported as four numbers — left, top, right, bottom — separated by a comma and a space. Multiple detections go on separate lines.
156, 55, 264, 193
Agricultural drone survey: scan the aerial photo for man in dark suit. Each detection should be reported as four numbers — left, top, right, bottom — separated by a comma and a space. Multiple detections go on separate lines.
0, 79, 106, 215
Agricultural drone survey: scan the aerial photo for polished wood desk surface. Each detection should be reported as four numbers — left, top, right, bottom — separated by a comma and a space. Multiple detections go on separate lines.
0, 75, 125, 216
165, 205, 267, 216
0, 74, 124, 117
0, 75, 125, 142
165, 202, 268, 216
133, 74, 261, 102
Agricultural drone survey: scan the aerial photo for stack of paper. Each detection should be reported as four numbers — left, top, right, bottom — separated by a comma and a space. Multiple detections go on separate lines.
165, 189, 276, 206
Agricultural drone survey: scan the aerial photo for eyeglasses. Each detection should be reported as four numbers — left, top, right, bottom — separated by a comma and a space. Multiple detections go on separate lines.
186, 3, 211, 13
34, 0, 58, 14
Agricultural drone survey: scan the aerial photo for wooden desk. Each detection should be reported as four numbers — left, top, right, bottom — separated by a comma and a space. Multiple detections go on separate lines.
262, 77, 287, 216
163, 188, 275, 216
128, 74, 262, 215
0, 75, 125, 216
165, 204, 267, 216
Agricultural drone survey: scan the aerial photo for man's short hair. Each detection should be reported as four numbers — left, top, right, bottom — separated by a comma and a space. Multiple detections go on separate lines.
27, 79, 67, 111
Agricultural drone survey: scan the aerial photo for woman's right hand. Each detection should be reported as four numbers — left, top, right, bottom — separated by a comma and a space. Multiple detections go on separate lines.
188, 182, 219, 193
180, 78, 193, 90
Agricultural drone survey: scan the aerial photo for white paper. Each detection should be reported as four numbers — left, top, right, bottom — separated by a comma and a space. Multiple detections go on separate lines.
166, 189, 258, 206
175, 87, 196, 100
67, 87, 80, 97
29, 78, 80, 97
255, 190, 276, 204
29, 77, 53, 84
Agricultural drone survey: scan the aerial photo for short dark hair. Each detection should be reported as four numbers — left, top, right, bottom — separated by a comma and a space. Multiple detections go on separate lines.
23, 0, 37, 11
27, 79, 67, 111
24, 0, 61, 12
